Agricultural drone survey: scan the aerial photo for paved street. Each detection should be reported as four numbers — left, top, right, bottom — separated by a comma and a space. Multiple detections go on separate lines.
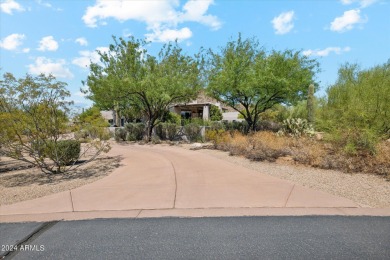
1, 216, 390, 259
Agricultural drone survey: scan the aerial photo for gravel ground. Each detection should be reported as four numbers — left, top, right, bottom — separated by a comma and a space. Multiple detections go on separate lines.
193, 147, 390, 208
0, 155, 122, 205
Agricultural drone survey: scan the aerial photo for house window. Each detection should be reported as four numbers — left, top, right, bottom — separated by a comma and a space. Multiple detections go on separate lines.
198, 109, 203, 118
181, 111, 191, 119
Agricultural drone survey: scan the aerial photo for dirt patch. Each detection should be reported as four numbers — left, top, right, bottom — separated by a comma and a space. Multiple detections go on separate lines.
0, 155, 123, 205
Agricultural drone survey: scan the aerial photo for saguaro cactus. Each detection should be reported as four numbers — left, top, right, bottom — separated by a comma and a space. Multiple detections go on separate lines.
307, 84, 315, 125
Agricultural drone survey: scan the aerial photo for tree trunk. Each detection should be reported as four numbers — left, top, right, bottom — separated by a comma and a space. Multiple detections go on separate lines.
146, 117, 156, 142
147, 123, 153, 142
244, 117, 253, 134
115, 109, 121, 127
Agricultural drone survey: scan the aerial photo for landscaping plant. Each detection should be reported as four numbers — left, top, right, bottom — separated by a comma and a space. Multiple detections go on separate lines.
0, 73, 110, 174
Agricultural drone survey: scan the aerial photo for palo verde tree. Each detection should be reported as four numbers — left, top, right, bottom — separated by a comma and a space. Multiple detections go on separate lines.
0, 73, 110, 174
73, 106, 111, 140
206, 34, 319, 132
85, 36, 201, 141
318, 61, 390, 137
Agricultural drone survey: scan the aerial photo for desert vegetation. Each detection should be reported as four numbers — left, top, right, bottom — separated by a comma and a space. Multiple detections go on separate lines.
2, 33, 388, 180
204, 61, 390, 178
0, 73, 111, 174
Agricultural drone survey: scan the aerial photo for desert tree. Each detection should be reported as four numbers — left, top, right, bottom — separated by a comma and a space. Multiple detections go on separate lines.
206, 34, 319, 132
84, 36, 201, 141
0, 73, 110, 174
319, 61, 390, 137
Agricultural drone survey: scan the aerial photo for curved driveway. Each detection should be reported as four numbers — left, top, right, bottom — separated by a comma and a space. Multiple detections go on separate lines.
1, 144, 389, 222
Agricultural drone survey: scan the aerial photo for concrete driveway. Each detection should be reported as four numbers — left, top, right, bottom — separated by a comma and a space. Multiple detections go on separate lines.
1, 144, 389, 222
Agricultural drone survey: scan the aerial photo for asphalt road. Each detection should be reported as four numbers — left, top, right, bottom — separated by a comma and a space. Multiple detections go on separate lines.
1, 216, 390, 259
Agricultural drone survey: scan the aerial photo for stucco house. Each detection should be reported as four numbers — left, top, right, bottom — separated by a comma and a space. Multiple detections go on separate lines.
100, 110, 125, 127
170, 92, 241, 122
100, 92, 242, 126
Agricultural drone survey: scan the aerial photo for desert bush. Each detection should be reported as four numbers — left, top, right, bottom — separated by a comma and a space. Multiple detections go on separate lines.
222, 132, 253, 155
46, 140, 80, 166
205, 129, 226, 146
209, 121, 224, 131
75, 126, 111, 142
164, 123, 179, 141
326, 128, 378, 156
184, 123, 202, 142
115, 128, 127, 141
373, 142, 390, 177
245, 132, 291, 162
222, 121, 248, 134
206, 126, 389, 178
125, 123, 145, 141
151, 135, 161, 144
256, 120, 282, 132
155, 124, 165, 140
31, 140, 81, 172
85, 126, 111, 140
290, 138, 328, 166
155, 123, 179, 141
74, 130, 89, 141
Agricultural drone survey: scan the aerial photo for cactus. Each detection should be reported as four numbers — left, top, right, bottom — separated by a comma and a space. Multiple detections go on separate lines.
307, 84, 315, 126
278, 118, 314, 137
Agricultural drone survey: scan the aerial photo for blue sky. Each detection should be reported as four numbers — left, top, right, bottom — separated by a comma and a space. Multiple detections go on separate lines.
1, 0, 389, 110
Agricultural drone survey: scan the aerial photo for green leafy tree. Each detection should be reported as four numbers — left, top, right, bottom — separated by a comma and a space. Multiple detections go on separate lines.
207, 34, 319, 132
317, 62, 390, 143
77, 106, 109, 127
0, 73, 110, 174
85, 36, 201, 141
74, 106, 110, 140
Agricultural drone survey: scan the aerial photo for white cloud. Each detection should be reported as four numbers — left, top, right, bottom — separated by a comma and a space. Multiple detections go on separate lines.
303, 47, 351, 57
359, 0, 378, 7
330, 9, 366, 32
340, 0, 354, 4
36, 0, 62, 11
340, 0, 378, 8
0, 33, 25, 50
22, 48, 30, 53
272, 11, 295, 35
72, 47, 109, 68
36, 0, 51, 8
146, 27, 192, 42
75, 37, 88, 46
180, 0, 221, 30
82, 0, 221, 42
28, 57, 73, 78
37, 36, 59, 51
0, 0, 24, 14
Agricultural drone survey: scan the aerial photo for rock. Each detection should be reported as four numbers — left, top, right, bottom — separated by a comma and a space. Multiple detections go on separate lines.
315, 132, 324, 141
191, 143, 202, 148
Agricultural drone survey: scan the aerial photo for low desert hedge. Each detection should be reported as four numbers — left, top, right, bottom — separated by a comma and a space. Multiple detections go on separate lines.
206, 129, 390, 178
33, 139, 81, 166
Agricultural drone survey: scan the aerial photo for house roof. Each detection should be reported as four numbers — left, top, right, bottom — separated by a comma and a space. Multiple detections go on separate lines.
174, 91, 236, 112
